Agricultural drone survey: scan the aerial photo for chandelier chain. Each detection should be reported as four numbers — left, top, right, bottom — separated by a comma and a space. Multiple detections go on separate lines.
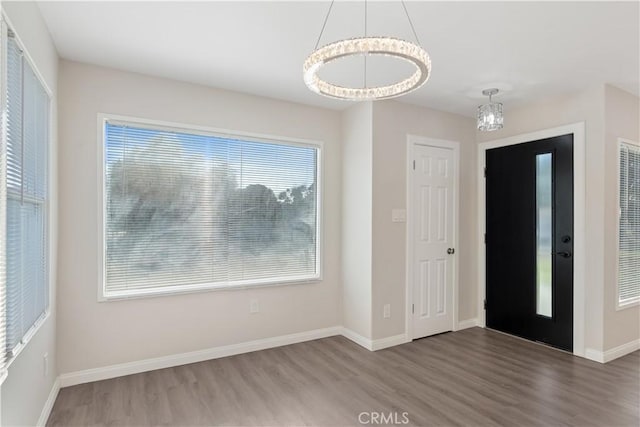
401, 0, 421, 46
364, 0, 368, 88
364, 0, 367, 37
314, 0, 336, 51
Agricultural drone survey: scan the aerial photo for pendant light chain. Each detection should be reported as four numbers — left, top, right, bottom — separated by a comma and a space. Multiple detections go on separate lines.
364, 0, 368, 37
314, 0, 335, 51
401, 0, 421, 46
364, 0, 368, 88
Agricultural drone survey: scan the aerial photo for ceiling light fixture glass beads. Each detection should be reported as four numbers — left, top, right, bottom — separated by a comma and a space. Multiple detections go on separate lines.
477, 88, 504, 131
303, 36, 431, 101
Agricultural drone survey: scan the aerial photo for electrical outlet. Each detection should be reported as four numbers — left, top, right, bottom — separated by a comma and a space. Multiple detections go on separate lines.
250, 299, 259, 314
43, 353, 49, 377
383, 304, 391, 318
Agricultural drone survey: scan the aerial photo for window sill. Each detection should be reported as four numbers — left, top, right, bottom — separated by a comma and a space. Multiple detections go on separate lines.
99, 275, 322, 302
5, 310, 50, 369
616, 298, 640, 311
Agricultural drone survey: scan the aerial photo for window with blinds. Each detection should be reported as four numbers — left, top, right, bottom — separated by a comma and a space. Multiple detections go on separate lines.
619, 140, 640, 306
3, 29, 50, 359
102, 120, 320, 298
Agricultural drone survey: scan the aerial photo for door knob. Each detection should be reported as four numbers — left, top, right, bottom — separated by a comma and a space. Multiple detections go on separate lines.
553, 251, 572, 258
447, 248, 455, 255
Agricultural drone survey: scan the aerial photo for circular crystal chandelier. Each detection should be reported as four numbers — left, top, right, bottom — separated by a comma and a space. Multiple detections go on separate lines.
303, 1, 431, 101
304, 37, 430, 100
477, 88, 504, 131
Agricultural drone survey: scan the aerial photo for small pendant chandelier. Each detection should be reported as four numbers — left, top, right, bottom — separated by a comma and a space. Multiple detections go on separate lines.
303, 0, 431, 101
477, 88, 504, 131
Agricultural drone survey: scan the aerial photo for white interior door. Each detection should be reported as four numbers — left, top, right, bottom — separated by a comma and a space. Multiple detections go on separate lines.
412, 144, 455, 339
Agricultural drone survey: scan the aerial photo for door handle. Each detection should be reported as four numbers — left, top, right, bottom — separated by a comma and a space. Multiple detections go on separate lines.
553, 251, 572, 258
447, 248, 455, 255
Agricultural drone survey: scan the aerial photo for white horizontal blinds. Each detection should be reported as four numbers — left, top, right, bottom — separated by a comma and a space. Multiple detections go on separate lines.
230, 140, 317, 281
0, 22, 8, 379
5, 33, 49, 355
5, 34, 23, 354
105, 122, 318, 295
619, 142, 640, 304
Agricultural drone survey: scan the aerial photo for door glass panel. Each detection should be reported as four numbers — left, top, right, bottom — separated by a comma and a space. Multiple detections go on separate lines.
536, 153, 553, 317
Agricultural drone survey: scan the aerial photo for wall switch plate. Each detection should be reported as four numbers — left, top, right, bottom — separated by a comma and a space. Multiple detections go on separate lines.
391, 209, 406, 223
250, 299, 259, 314
383, 304, 391, 318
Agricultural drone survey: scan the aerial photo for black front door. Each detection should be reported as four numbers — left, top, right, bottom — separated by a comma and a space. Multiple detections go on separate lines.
486, 134, 574, 351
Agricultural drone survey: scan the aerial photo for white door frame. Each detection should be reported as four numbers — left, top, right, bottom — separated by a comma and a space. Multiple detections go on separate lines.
406, 135, 460, 340
477, 122, 586, 357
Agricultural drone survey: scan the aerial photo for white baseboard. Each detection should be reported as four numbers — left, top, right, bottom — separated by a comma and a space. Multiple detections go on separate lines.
59, 326, 342, 387
584, 348, 604, 363
604, 339, 640, 362
36, 377, 60, 427
59, 326, 411, 388
340, 328, 409, 351
456, 318, 478, 331
340, 327, 373, 350
54, 320, 502, 390
372, 333, 410, 350
585, 338, 640, 364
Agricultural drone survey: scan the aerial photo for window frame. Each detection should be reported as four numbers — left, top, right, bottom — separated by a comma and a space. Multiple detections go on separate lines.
616, 137, 640, 310
97, 113, 323, 301
1, 15, 53, 368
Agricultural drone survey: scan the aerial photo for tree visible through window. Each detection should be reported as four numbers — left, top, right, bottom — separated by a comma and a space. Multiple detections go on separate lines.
103, 121, 319, 298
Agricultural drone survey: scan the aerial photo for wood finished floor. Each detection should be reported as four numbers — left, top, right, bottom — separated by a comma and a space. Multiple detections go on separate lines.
47, 328, 640, 427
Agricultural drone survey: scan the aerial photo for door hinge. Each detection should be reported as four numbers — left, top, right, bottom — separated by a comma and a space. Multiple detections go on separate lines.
412, 304, 415, 314
484, 300, 487, 310
484, 233, 487, 244
484, 167, 487, 178
413, 160, 416, 170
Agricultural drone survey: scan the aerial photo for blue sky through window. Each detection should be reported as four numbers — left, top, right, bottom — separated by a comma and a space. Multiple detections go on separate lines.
105, 123, 317, 194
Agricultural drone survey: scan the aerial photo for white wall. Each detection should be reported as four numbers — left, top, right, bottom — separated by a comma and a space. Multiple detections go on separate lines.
341, 102, 373, 338
603, 85, 640, 351
4, 16, 633, 425
0, 1, 59, 426
57, 60, 342, 374
476, 85, 607, 353
371, 101, 476, 339
340, 100, 476, 342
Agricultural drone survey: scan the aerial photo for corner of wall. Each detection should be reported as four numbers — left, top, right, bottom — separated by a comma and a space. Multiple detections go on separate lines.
340, 102, 374, 339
